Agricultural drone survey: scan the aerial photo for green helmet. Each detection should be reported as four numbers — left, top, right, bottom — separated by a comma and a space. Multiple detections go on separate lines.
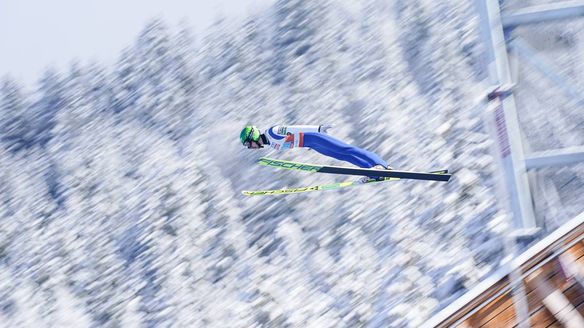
240, 125, 261, 145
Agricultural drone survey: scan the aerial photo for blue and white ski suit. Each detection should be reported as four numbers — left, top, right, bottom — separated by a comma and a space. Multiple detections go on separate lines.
263, 125, 388, 168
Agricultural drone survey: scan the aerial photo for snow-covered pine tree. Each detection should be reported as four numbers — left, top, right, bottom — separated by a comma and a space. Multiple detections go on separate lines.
0, 78, 32, 152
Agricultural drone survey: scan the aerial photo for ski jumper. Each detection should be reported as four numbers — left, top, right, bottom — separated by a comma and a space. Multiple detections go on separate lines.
263, 125, 388, 168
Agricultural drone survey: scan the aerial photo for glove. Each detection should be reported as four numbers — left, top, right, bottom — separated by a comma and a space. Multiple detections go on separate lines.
319, 125, 333, 134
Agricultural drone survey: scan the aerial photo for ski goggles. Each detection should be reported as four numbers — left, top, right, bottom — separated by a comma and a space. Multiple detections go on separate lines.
243, 129, 258, 147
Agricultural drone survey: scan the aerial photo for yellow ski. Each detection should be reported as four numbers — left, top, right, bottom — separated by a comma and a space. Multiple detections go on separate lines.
242, 177, 399, 196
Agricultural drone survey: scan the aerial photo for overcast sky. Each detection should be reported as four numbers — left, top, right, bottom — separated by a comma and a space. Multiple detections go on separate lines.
0, 0, 273, 87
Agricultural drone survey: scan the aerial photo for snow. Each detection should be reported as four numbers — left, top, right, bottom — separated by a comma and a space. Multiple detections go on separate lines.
53, 286, 92, 327
0, 0, 582, 327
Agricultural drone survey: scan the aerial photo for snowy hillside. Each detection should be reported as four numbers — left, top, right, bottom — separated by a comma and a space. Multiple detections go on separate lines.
0, 0, 582, 327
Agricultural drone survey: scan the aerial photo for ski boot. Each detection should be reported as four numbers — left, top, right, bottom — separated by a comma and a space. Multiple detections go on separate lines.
356, 164, 393, 184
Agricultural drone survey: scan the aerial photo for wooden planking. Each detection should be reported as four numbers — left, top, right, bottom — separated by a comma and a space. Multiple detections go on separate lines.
434, 221, 584, 327
528, 273, 584, 328
564, 283, 584, 315
427, 219, 584, 327
528, 305, 558, 327
478, 275, 560, 327
476, 260, 573, 327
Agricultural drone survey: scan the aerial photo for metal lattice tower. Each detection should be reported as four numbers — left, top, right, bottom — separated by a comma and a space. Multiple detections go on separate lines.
477, 1, 584, 327
478, 0, 584, 233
